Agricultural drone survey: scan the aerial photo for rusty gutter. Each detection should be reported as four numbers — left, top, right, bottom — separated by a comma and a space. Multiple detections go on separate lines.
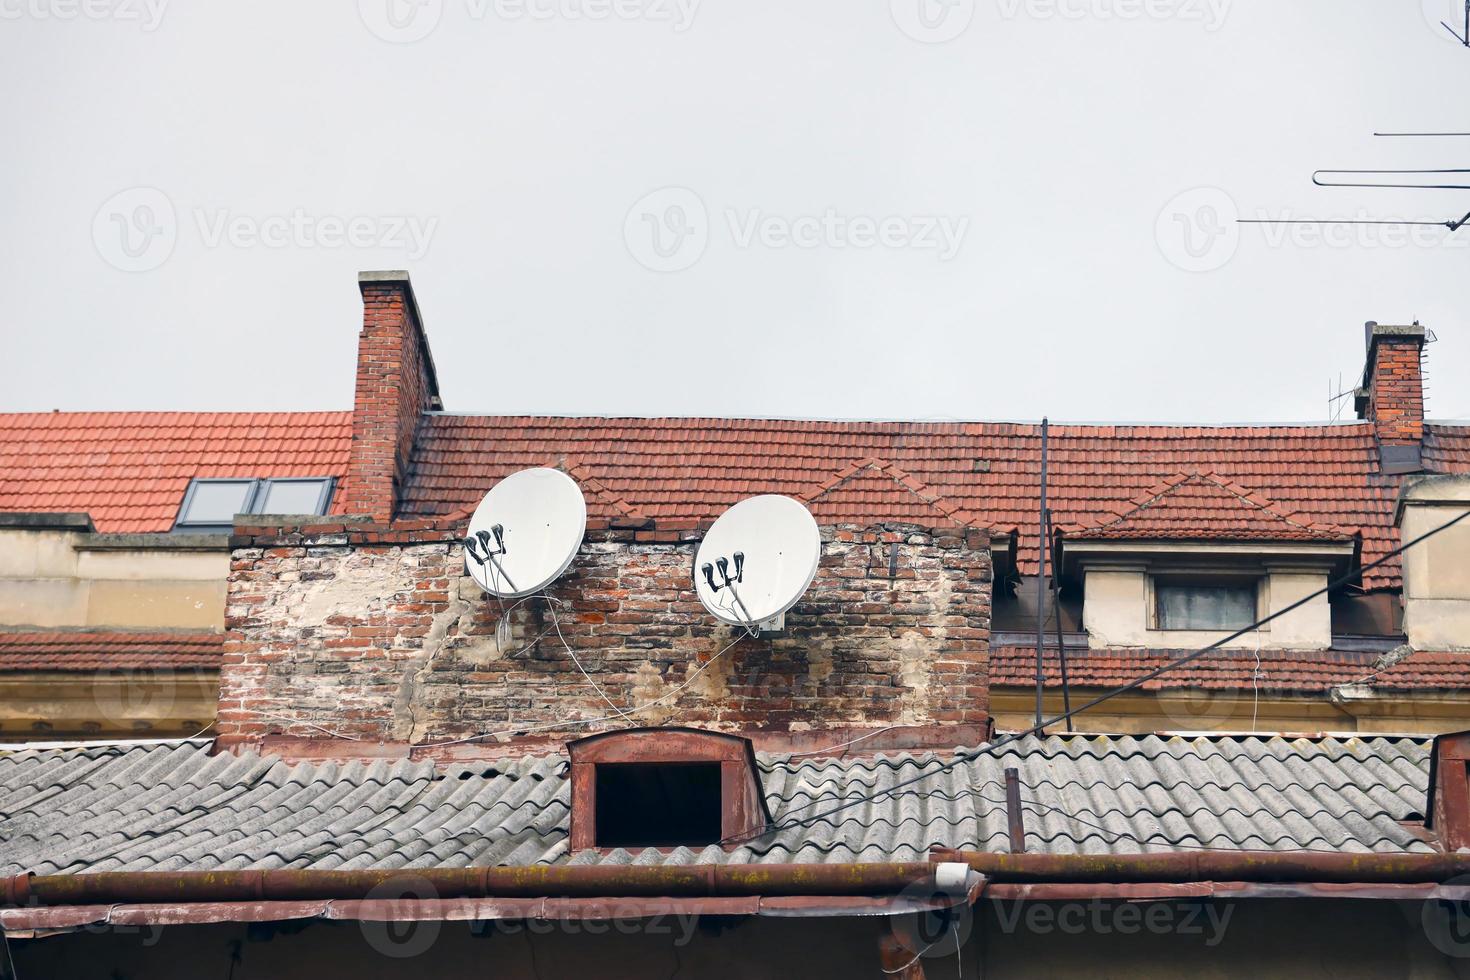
2, 862, 947, 908
983, 881, 1470, 901
933, 849, 1470, 884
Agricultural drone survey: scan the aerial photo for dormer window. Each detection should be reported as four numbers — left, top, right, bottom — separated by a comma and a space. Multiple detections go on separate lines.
567, 728, 771, 851
175, 477, 335, 532
1056, 473, 1358, 651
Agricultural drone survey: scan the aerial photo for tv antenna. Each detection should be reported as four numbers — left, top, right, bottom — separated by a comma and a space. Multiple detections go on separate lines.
1440, 0, 1470, 45
1240, 132, 1470, 234
463, 467, 587, 599
694, 495, 821, 633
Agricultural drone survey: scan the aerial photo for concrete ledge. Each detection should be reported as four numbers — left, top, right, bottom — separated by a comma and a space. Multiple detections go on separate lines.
357, 269, 411, 284
73, 534, 229, 553
0, 513, 94, 532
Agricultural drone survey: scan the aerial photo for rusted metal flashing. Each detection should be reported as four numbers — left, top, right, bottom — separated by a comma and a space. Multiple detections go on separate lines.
0, 884, 973, 934
1428, 729, 1470, 850
225, 723, 993, 763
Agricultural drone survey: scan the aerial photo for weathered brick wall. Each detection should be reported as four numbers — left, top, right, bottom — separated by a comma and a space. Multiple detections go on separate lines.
1366, 333, 1425, 447
342, 274, 437, 522
218, 520, 992, 748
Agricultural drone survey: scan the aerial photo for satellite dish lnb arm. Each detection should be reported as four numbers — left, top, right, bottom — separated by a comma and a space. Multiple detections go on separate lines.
725, 580, 757, 631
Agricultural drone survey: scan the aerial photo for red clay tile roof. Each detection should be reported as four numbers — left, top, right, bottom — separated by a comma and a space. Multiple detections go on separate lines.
990, 644, 1470, 695
1425, 424, 1470, 472
1063, 471, 1352, 543
0, 412, 352, 533
6, 410, 1470, 592
799, 458, 979, 527
401, 417, 1470, 589
0, 631, 224, 671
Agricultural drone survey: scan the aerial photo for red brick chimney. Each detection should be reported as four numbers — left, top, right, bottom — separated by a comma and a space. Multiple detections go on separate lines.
342, 271, 441, 521
1355, 322, 1426, 474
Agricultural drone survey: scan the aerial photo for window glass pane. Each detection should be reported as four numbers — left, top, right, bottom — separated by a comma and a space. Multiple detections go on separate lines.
258, 479, 331, 516
1157, 583, 1255, 630
180, 480, 255, 525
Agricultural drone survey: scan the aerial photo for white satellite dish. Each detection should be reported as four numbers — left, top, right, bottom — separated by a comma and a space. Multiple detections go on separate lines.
463, 468, 587, 599
694, 495, 821, 632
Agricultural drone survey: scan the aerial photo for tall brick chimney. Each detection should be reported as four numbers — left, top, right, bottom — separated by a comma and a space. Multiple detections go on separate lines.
342, 271, 442, 522
1355, 321, 1426, 475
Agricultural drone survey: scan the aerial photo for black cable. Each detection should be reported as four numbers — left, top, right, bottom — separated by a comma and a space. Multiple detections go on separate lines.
732, 506, 1470, 842
1045, 508, 1072, 733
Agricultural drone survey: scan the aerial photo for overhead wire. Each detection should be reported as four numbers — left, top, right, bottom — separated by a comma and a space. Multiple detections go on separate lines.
787, 726, 900, 758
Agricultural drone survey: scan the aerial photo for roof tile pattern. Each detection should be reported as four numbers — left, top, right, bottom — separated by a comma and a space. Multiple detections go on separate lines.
799, 458, 975, 527
400, 417, 1470, 588
0, 733, 1433, 876
990, 645, 1470, 694
0, 632, 223, 672
1065, 472, 1351, 542
0, 412, 353, 533
1424, 424, 1470, 472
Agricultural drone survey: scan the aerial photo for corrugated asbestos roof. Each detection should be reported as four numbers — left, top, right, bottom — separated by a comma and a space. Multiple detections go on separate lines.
0, 733, 1434, 877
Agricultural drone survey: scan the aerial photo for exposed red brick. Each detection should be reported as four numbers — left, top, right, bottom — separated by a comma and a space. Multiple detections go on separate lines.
1359, 327, 1426, 448
218, 523, 993, 745
342, 273, 440, 522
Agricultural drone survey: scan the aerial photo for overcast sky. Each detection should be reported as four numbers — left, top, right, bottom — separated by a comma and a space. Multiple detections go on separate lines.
2, 0, 1467, 423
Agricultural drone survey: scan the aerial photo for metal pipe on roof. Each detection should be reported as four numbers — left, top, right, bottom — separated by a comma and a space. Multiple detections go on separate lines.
2, 862, 948, 908
1034, 417, 1049, 729
934, 850, 1470, 883
1004, 767, 1026, 854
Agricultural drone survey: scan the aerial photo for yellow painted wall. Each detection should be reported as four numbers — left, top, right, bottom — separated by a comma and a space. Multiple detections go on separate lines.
1400, 477, 1470, 651
0, 528, 227, 630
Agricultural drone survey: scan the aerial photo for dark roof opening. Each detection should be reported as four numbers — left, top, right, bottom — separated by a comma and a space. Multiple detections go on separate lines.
594, 762, 722, 848
567, 727, 771, 851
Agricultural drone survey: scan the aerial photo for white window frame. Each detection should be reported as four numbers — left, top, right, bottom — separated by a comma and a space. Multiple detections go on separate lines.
173, 476, 335, 532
